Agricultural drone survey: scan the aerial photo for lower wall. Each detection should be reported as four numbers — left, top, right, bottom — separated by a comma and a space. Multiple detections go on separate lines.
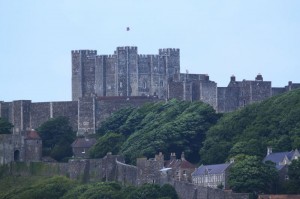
116, 160, 138, 185
259, 195, 300, 199
9, 162, 68, 177
171, 180, 249, 199
4, 159, 250, 199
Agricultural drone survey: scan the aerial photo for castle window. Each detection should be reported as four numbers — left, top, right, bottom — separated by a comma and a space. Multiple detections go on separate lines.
160, 81, 164, 87
120, 82, 123, 88
14, 150, 20, 161
243, 100, 246, 107
143, 82, 147, 89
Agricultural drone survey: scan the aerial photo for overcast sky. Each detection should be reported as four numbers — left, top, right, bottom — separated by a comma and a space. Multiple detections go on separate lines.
0, 0, 299, 102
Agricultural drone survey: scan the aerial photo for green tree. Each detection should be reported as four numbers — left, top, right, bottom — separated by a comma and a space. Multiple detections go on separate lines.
228, 155, 278, 194
126, 183, 178, 199
285, 159, 300, 194
89, 132, 125, 158
0, 117, 13, 134
201, 89, 300, 164
37, 116, 76, 161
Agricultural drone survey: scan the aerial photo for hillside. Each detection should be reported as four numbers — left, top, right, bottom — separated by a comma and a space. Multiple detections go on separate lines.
200, 89, 300, 164
90, 99, 221, 164
91, 89, 300, 165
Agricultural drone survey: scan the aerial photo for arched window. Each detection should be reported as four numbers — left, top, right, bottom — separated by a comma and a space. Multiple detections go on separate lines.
14, 150, 20, 161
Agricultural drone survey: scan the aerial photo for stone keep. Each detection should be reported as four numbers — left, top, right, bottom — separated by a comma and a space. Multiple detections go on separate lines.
72, 47, 180, 100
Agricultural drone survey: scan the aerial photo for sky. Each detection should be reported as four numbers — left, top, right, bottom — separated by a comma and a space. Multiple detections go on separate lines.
0, 0, 299, 102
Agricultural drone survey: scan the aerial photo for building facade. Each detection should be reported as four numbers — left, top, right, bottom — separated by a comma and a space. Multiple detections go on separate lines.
192, 163, 232, 189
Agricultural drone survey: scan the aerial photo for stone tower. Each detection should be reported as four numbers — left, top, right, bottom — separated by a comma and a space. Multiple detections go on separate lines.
71, 47, 180, 100
72, 50, 98, 100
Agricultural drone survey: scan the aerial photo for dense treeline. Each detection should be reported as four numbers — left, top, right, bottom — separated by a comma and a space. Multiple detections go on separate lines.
91, 89, 300, 166
0, 176, 178, 199
90, 99, 221, 164
201, 89, 300, 164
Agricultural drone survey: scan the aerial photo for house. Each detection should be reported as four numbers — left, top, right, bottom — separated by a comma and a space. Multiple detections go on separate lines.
263, 147, 300, 182
71, 137, 97, 158
165, 152, 196, 182
192, 162, 232, 189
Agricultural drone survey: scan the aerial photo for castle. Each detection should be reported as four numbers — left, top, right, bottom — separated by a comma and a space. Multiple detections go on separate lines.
0, 46, 299, 136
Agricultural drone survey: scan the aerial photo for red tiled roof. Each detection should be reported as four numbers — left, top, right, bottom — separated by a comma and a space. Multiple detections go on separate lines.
25, 130, 41, 140
165, 159, 196, 169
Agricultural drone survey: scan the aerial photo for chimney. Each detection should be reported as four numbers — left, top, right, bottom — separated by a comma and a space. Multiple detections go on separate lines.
230, 158, 235, 164
181, 152, 185, 160
255, 73, 263, 81
267, 147, 272, 155
230, 75, 236, 82
170, 153, 176, 161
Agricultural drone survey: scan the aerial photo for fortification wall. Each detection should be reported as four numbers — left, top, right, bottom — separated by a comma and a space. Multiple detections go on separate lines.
194, 81, 217, 110
272, 88, 286, 96
222, 84, 240, 113
52, 101, 78, 130
249, 81, 272, 102
217, 87, 226, 113
168, 82, 184, 100
0, 102, 10, 120
68, 159, 90, 182
116, 160, 138, 185
24, 139, 42, 162
0, 135, 16, 164
171, 180, 249, 199
10, 100, 31, 134
9, 161, 68, 176
30, 102, 51, 129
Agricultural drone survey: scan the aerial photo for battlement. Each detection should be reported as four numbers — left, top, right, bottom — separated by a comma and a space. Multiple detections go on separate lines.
96, 55, 116, 59
138, 54, 159, 59
116, 46, 138, 51
159, 48, 180, 55
71, 50, 97, 55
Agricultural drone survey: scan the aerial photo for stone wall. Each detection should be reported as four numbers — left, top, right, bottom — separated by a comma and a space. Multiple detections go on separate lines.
24, 139, 42, 162
259, 195, 300, 199
116, 160, 138, 185
2, 154, 251, 199
9, 161, 68, 176
171, 180, 249, 199
0, 134, 25, 164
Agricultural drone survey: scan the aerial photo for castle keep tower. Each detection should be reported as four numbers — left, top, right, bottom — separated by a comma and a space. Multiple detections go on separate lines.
72, 50, 98, 100
71, 47, 180, 100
